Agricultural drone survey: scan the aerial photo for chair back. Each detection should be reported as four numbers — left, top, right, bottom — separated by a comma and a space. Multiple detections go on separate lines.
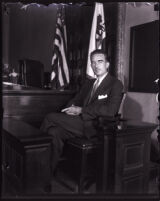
117, 92, 126, 118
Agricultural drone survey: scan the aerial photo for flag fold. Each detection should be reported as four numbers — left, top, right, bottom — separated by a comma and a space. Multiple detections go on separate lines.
86, 3, 106, 78
51, 5, 69, 89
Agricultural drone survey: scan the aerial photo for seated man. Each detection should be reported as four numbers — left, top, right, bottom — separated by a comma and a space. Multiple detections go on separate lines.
40, 49, 123, 174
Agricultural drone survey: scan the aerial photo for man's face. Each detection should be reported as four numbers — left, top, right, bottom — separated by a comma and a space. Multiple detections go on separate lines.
91, 53, 109, 77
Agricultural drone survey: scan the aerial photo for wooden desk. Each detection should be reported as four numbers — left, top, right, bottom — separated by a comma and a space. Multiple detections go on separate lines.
3, 88, 75, 124
97, 120, 157, 194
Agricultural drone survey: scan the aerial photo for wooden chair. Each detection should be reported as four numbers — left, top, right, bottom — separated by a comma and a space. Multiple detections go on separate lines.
60, 116, 119, 193
57, 93, 126, 193
59, 116, 157, 194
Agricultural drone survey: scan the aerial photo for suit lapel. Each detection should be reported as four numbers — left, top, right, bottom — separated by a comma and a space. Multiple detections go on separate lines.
83, 79, 96, 106
90, 74, 112, 102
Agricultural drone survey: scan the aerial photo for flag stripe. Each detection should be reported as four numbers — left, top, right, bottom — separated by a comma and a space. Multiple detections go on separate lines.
58, 60, 64, 86
54, 39, 69, 83
56, 23, 67, 56
51, 6, 70, 89
51, 54, 57, 65
55, 33, 61, 45
54, 44, 68, 84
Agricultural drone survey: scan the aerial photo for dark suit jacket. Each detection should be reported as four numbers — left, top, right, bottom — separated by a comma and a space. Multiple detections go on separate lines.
67, 73, 123, 138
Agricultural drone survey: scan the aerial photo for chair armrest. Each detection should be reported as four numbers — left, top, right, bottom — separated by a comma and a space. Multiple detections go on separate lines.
98, 115, 120, 129
96, 115, 128, 136
99, 115, 119, 122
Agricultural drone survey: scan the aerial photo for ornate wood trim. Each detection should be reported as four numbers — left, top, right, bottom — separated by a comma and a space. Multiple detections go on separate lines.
115, 3, 126, 89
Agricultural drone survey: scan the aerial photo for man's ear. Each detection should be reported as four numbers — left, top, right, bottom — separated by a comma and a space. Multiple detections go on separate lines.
106, 62, 110, 69
105, 62, 110, 72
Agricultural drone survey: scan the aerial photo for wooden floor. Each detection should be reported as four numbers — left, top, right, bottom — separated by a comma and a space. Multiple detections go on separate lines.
1, 164, 159, 198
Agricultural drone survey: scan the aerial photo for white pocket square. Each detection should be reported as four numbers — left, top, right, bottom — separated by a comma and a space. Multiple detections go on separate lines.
98, 94, 108, 100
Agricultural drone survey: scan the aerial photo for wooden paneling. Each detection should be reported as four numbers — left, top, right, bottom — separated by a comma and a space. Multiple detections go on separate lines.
97, 120, 157, 193
123, 142, 144, 170
2, 119, 52, 194
121, 174, 145, 193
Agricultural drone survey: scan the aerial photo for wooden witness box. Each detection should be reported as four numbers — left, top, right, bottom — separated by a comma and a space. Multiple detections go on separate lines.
2, 118, 52, 194
97, 119, 157, 193
2, 119, 157, 195
2, 87, 75, 124
2, 88, 158, 195
2, 88, 75, 194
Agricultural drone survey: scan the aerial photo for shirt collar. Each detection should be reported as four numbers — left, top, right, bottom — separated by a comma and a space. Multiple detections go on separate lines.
96, 72, 108, 85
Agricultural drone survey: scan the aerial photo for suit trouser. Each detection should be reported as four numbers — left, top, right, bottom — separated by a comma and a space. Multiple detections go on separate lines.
40, 112, 84, 172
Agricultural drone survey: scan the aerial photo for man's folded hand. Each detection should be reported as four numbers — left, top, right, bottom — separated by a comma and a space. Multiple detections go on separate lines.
61, 106, 82, 116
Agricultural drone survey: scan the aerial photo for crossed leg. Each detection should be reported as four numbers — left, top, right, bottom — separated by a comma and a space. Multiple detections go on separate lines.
40, 112, 84, 173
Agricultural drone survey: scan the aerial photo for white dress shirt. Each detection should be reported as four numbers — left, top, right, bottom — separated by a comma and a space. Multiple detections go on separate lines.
89, 72, 108, 100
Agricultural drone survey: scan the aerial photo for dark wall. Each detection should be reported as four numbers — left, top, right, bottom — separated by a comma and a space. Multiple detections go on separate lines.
9, 3, 57, 72
6, 2, 118, 86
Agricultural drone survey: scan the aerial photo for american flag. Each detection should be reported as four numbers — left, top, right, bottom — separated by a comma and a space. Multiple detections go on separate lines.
51, 5, 69, 89
86, 3, 106, 78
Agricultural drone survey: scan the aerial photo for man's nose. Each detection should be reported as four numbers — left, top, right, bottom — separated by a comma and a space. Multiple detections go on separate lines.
94, 62, 99, 67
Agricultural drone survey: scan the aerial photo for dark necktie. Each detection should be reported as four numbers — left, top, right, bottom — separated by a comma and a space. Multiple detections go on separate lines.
88, 79, 100, 103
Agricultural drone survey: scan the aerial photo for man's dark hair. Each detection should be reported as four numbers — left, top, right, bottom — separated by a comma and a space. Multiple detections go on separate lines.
90, 49, 108, 61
